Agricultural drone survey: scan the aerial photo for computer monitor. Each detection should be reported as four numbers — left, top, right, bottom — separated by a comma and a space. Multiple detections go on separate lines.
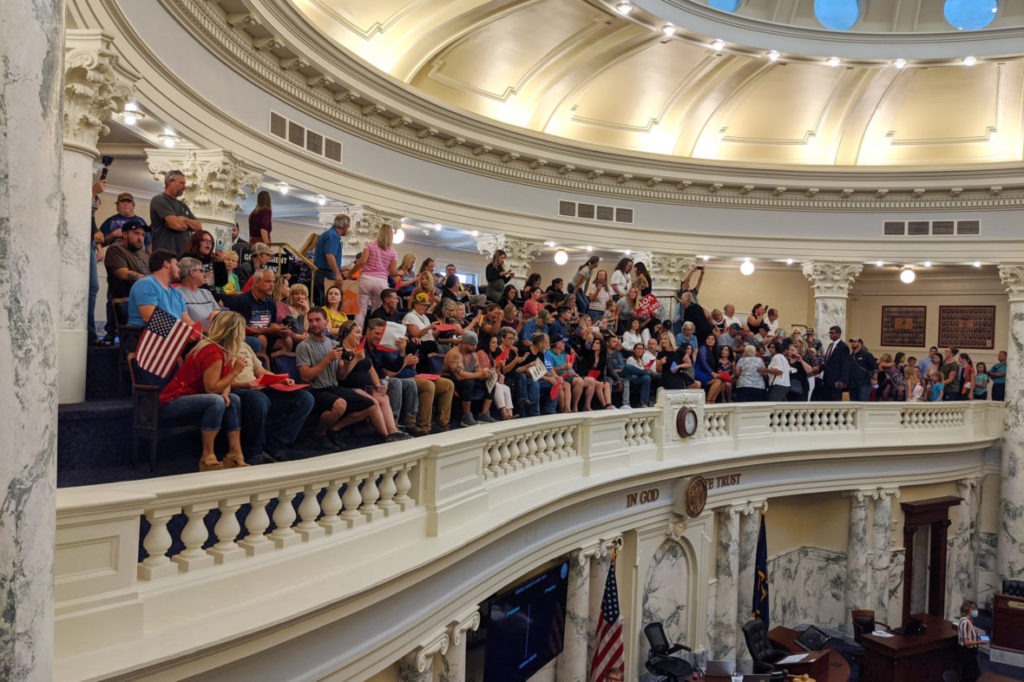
794, 625, 829, 652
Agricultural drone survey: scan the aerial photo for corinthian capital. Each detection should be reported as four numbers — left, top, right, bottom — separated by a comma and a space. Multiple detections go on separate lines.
998, 264, 1024, 301
64, 30, 138, 156
342, 206, 401, 254
147, 149, 262, 226
801, 261, 863, 298
649, 254, 698, 283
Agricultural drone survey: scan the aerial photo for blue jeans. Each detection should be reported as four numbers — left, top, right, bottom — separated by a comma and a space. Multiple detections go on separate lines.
622, 365, 651, 405
852, 384, 872, 401
234, 387, 315, 455
538, 380, 558, 414
515, 373, 540, 416
161, 393, 241, 432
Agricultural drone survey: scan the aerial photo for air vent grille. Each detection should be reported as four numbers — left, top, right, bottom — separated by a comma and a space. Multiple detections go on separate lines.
884, 221, 905, 235
932, 221, 954, 236
557, 200, 635, 224
271, 111, 343, 164
957, 220, 980, 235
884, 219, 980, 236
907, 221, 930, 236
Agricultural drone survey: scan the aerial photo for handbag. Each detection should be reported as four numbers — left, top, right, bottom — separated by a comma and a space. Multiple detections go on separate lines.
340, 279, 360, 315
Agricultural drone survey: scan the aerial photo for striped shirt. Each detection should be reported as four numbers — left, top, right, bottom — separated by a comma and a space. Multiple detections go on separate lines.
361, 242, 396, 278
958, 616, 978, 648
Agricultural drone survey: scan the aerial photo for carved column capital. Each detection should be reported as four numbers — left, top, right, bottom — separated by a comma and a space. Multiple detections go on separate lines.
64, 30, 137, 157
801, 261, 863, 298
146, 148, 261, 227
316, 202, 351, 230
844, 488, 874, 505
403, 631, 450, 674
649, 254, 697, 283
998, 264, 1024, 302
448, 608, 481, 647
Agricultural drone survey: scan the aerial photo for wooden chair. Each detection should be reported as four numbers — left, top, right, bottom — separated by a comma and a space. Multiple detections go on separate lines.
851, 609, 875, 643
127, 353, 197, 471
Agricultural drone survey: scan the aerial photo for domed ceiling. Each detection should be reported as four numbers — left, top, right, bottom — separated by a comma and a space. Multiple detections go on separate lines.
290, 0, 1024, 168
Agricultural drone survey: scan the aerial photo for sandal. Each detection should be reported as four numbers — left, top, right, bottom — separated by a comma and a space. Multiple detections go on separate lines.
199, 456, 224, 472
223, 454, 250, 468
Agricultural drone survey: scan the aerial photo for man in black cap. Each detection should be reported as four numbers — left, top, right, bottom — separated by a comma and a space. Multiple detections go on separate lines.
102, 219, 150, 342
443, 330, 495, 427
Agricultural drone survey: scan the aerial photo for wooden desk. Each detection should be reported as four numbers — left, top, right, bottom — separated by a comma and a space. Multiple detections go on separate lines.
859, 613, 957, 682
704, 628, 850, 682
992, 593, 1024, 650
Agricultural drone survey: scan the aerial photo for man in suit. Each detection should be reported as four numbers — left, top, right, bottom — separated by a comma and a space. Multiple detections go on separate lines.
821, 325, 850, 401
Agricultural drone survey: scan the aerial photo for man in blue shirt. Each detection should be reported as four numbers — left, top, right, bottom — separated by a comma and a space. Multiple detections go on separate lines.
519, 308, 550, 349
127, 249, 195, 327
991, 350, 1007, 401
313, 213, 349, 306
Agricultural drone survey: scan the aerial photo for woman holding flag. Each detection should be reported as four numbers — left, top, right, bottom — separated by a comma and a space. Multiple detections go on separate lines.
158, 311, 250, 471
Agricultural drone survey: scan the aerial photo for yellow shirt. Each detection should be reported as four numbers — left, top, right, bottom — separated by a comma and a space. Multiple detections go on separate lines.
325, 307, 348, 331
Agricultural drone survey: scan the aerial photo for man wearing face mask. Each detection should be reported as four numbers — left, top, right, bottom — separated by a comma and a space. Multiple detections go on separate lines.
957, 599, 982, 682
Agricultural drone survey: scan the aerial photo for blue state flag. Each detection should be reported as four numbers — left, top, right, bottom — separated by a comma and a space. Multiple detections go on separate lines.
752, 512, 770, 628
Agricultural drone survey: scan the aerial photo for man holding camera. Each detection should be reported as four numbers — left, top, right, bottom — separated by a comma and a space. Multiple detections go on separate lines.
150, 170, 203, 256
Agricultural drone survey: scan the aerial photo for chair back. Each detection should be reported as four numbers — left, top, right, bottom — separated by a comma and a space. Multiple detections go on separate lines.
742, 619, 775, 666
851, 609, 875, 640
272, 351, 302, 382
644, 622, 671, 656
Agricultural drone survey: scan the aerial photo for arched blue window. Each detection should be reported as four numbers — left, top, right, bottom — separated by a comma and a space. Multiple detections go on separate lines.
945, 0, 999, 30
707, 0, 742, 12
814, 0, 860, 31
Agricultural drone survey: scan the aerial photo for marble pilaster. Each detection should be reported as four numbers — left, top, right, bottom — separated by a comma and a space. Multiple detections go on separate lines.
399, 631, 450, 682
1, 2, 63, 678
871, 488, 899, 626
735, 503, 764, 667
845, 490, 871, 632
998, 264, 1024, 582
948, 479, 980, 620
60, 30, 136, 403
649, 254, 696, 320
475, 234, 543, 290
146, 148, 261, 250
440, 609, 481, 682
556, 549, 594, 682
709, 507, 740, 660
801, 262, 862, 335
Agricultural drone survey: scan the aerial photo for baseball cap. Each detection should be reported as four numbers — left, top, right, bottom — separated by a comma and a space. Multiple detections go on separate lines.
251, 243, 273, 256
122, 217, 148, 232
116, 192, 134, 203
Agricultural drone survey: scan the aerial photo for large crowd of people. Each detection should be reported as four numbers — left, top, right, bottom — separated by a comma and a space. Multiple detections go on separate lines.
92, 171, 1008, 471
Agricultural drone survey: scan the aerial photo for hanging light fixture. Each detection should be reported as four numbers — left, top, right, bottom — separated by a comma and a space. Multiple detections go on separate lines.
554, 250, 569, 265
393, 227, 405, 244
740, 259, 755, 276
899, 266, 916, 284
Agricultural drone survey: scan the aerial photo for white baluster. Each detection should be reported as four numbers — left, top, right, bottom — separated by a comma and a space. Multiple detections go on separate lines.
239, 492, 275, 555
173, 503, 215, 571
552, 428, 564, 457
296, 484, 326, 541
362, 472, 383, 521
394, 464, 414, 510
268, 488, 301, 548
341, 477, 364, 527
139, 507, 181, 580
319, 481, 343, 534
508, 438, 521, 471
379, 469, 398, 515
208, 499, 246, 564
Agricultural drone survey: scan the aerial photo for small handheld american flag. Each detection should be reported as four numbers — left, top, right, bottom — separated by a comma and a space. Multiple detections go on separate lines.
135, 307, 193, 378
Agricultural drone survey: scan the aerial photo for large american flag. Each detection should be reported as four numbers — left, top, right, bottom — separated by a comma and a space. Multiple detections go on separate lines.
591, 555, 624, 682
136, 307, 192, 378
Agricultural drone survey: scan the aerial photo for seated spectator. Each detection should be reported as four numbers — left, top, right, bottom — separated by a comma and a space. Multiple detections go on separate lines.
498, 284, 519, 309
545, 278, 567, 307
514, 332, 556, 416
407, 270, 439, 312
336, 322, 411, 440
545, 336, 582, 412
577, 335, 615, 409
323, 284, 348, 336
519, 308, 551, 348
733, 345, 767, 402
158, 311, 249, 470
675, 321, 699, 354
296, 308, 391, 449
404, 292, 441, 369
765, 308, 782, 336
547, 305, 573, 343
177, 256, 224, 329
444, 330, 497, 426
286, 283, 311, 339
394, 253, 417, 294
221, 249, 241, 293
479, 334, 515, 420
227, 267, 291, 354
102, 218, 150, 341
127, 249, 196, 327
722, 303, 743, 329
238, 242, 273, 291
522, 286, 545, 320
502, 303, 522, 333
712, 345, 734, 403
182, 229, 227, 291
440, 273, 470, 305
370, 288, 405, 324
657, 335, 700, 391
476, 302, 505, 351
621, 316, 649, 352
765, 342, 794, 401
695, 334, 719, 393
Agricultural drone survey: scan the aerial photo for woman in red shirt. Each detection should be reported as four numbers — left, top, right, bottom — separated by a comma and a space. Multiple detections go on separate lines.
159, 311, 250, 470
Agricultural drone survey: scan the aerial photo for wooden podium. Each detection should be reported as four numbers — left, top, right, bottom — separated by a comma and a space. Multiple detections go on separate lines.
704, 627, 849, 682
992, 593, 1024, 651
859, 614, 957, 682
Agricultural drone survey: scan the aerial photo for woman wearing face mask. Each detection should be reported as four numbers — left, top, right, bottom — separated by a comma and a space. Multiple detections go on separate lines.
957, 599, 982, 682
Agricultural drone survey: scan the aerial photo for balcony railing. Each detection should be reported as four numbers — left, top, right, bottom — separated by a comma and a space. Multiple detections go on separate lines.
53, 396, 1003, 680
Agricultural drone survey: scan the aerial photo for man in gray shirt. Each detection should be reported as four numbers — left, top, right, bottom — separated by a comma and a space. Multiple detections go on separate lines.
150, 170, 202, 256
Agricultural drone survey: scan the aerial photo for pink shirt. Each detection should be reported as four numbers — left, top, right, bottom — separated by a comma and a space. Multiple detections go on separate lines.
362, 242, 396, 278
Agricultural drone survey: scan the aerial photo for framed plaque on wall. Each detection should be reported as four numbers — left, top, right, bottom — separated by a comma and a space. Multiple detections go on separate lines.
881, 305, 927, 347
937, 306, 996, 349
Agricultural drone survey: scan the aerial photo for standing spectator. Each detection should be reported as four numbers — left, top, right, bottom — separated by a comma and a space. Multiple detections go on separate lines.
99, 192, 150, 250
587, 269, 612, 322
150, 170, 202, 256
905, 365, 925, 402
957, 600, 982, 682
940, 347, 963, 401
990, 350, 1007, 400
918, 345, 940, 380
352, 222, 399, 325
848, 338, 878, 401
722, 303, 743, 330
821, 325, 850, 401
960, 353, 976, 400
570, 256, 600, 311
972, 361, 990, 400
485, 249, 513, 302
610, 258, 632, 300
632, 262, 652, 297
102, 219, 150, 342
766, 342, 793, 401
804, 328, 823, 354
312, 214, 349, 306
733, 345, 767, 402
221, 250, 241, 293
248, 190, 273, 244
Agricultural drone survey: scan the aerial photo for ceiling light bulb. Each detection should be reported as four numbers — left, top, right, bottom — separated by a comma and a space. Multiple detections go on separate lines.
278, 183, 289, 195
554, 250, 569, 266
893, 58, 907, 69
586, 245, 593, 252
393, 228, 405, 245
662, 24, 676, 37
616, 2, 632, 15
161, 136, 176, 148
963, 56, 977, 67
900, 267, 916, 284
786, 258, 794, 265
711, 39, 725, 52
316, 195, 326, 206
876, 260, 883, 267
826, 57, 840, 68
471, 230, 479, 237
740, 259, 755, 276
123, 112, 138, 126
702, 255, 710, 262
974, 260, 982, 268
767, 50, 781, 62
923, 261, 932, 268
544, 240, 556, 248
624, 249, 631, 256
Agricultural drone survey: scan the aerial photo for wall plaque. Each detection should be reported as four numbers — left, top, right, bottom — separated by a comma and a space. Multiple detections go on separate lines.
938, 306, 996, 349
881, 305, 927, 347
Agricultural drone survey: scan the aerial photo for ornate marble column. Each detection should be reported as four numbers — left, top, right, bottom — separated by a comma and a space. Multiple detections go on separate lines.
709, 506, 741, 661
948, 478, 980, 620
399, 630, 450, 682
475, 234, 543, 290
845, 490, 871, 631
440, 609, 481, 682
60, 30, 135, 403
735, 502, 764, 668
649, 254, 697, 321
341, 205, 397, 258
871, 487, 900, 626
801, 262, 862, 336
1, 3, 63, 677
146, 148, 261, 252
998, 265, 1024, 582
556, 548, 595, 682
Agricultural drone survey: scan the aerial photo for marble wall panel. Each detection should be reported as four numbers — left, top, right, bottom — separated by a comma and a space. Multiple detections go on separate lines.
639, 541, 690, 670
